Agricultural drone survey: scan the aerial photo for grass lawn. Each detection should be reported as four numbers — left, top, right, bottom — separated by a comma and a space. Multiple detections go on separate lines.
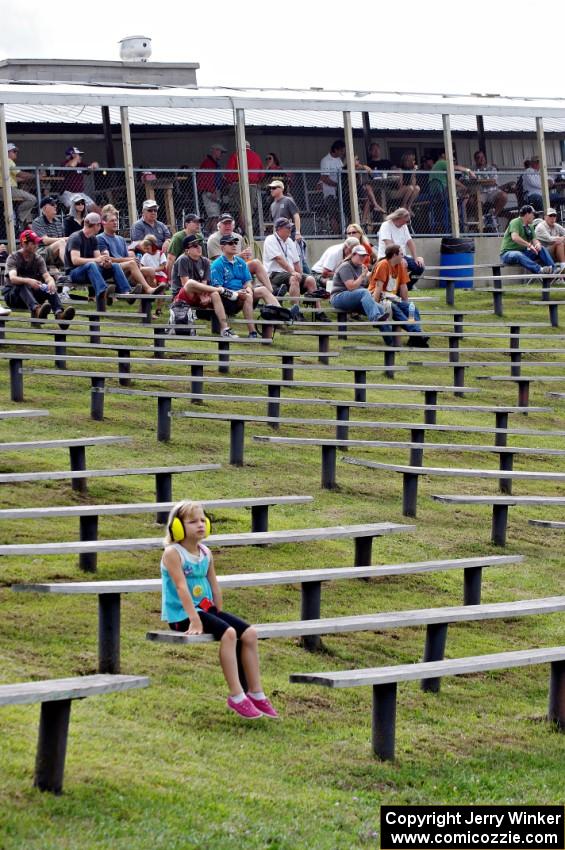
0, 289, 564, 849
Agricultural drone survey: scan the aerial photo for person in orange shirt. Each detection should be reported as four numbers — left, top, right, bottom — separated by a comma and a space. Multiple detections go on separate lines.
368, 244, 429, 347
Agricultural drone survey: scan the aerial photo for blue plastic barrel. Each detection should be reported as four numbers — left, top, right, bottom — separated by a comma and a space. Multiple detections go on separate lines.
439, 237, 475, 289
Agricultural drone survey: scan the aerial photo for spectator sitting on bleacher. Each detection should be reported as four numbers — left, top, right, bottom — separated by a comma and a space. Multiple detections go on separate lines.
31, 196, 67, 268
262, 217, 326, 322
65, 212, 136, 311
500, 204, 555, 276
172, 235, 237, 339
377, 208, 425, 287
2, 143, 36, 225
97, 213, 165, 295
139, 236, 168, 286
3, 229, 75, 326
207, 213, 272, 291
268, 180, 302, 241
521, 156, 563, 212
368, 244, 430, 347
210, 234, 280, 338
310, 236, 360, 288
166, 214, 205, 278
131, 200, 171, 252
345, 223, 377, 264
330, 246, 392, 342
534, 208, 565, 268
59, 146, 100, 213
63, 195, 87, 237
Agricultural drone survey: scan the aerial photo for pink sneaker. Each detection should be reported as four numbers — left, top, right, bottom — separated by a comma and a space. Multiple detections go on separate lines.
246, 694, 279, 718
227, 695, 263, 719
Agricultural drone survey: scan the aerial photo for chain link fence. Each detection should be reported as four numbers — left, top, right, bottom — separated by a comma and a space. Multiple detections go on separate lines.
3, 164, 565, 243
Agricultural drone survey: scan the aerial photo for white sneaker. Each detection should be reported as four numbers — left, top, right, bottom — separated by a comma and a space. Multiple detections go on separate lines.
0, 305, 11, 316
221, 327, 239, 338
540, 266, 554, 275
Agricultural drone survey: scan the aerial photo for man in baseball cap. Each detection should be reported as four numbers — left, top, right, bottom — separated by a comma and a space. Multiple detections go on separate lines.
60, 145, 99, 212
131, 200, 171, 251
166, 213, 205, 277
262, 218, 325, 321
534, 207, 565, 267
2, 230, 75, 325
5, 142, 37, 224
269, 179, 302, 242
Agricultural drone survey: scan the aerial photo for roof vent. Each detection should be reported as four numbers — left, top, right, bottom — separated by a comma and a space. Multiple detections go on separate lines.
118, 36, 152, 63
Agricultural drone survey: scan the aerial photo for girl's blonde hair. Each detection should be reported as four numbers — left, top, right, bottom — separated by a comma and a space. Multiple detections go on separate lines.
163, 500, 203, 546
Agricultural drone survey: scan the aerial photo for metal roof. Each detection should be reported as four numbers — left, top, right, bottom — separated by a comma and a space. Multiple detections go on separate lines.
1, 84, 565, 130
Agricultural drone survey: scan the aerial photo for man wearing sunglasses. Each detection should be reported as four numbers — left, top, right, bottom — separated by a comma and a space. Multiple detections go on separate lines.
210, 234, 280, 337
534, 208, 565, 268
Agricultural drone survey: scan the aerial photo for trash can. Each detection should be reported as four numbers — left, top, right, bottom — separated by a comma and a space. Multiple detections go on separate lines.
439, 237, 475, 289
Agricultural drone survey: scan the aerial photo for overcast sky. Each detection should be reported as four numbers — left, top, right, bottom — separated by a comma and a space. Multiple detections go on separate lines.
0, 0, 564, 100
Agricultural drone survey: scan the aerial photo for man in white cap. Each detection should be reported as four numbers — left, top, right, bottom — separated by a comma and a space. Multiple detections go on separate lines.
330, 245, 392, 342
268, 180, 301, 241
263, 217, 326, 321
207, 213, 273, 292
131, 200, 171, 251
197, 144, 227, 232
534, 208, 565, 267
2, 143, 36, 224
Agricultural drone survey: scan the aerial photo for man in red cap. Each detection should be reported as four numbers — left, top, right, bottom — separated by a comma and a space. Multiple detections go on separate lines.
3, 230, 75, 326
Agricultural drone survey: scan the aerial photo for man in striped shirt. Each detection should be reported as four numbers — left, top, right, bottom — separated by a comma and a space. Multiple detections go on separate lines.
31, 197, 67, 268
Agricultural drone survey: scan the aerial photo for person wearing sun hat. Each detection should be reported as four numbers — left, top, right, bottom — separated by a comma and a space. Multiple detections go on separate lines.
131, 200, 172, 251
330, 244, 393, 342
3, 230, 75, 326
268, 180, 301, 241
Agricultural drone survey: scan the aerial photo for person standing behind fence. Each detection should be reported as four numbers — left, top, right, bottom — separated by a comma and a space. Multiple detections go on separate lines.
225, 141, 263, 232
268, 180, 302, 241
161, 500, 279, 719
59, 146, 100, 212
319, 139, 345, 233
197, 144, 227, 234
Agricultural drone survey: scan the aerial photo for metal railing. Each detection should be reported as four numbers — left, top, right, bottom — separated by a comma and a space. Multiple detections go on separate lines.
2, 165, 564, 244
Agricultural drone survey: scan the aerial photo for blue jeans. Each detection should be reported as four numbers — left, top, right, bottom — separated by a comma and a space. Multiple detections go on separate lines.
330, 288, 392, 336
500, 247, 554, 274
390, 300, 422, 333
69, 262, 131, 296
405, 256, 425, 281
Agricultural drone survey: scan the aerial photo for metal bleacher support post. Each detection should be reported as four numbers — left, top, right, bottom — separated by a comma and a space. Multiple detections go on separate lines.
120, 106, 138, 232
0, 104, 16, 252
442, 114, 460, 238
536, 117, 551, 213
343, 111, 360, 225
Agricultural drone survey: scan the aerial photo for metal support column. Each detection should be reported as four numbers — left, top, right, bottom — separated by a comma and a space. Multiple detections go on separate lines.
536, 117, 551, 213
234, 108, 253, 241
343, 111, 360, 225
442, 115, 460, 237
0, 104, 16, 252
120, 106, 137, 233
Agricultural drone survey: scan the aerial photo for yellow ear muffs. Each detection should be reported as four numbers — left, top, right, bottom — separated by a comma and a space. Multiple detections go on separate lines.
204, 514, 211, 537
170, 516, 185, 542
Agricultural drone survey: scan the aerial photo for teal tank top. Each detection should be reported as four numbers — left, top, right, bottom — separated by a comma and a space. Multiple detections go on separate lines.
160, 542, 213, 623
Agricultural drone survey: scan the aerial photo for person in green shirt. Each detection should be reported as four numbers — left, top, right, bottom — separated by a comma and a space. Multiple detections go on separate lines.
500, 204, 555, 275
166, 213, 204, 277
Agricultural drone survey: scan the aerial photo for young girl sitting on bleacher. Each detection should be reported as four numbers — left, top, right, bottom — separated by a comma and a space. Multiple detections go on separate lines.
160, 500, 279, 719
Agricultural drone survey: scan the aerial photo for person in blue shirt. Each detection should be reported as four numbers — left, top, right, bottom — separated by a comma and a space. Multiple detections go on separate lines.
161, 500, 279, 719
210, 234, 280, 337
97, 211, 167, 294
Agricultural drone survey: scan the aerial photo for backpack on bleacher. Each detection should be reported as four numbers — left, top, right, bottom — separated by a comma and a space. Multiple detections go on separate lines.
167, 300, 196, 336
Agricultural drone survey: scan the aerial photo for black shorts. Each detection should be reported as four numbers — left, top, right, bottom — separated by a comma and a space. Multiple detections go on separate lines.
220, 295, 244, 316
270, 271, 309, 292
169, 606, 250, 639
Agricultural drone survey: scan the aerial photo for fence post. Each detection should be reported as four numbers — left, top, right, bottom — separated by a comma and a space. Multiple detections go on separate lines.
0, 104, 16, 252
234, 108, 253, 240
